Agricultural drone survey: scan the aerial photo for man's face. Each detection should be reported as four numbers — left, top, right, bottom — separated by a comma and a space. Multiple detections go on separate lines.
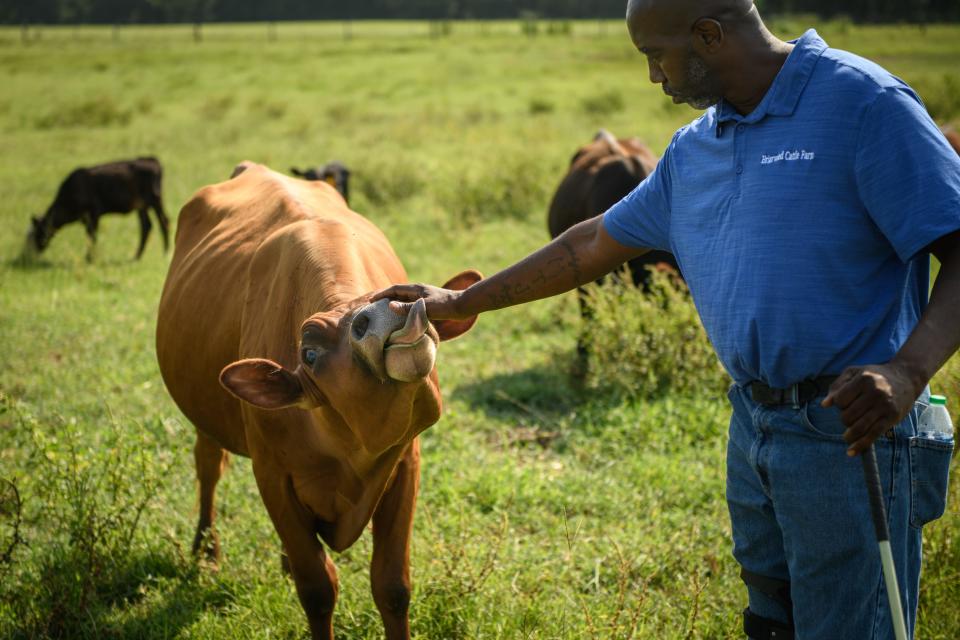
628, 9, 725, 110
665, 46, 724, 109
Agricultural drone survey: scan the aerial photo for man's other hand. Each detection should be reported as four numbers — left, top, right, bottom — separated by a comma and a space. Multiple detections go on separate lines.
821, 363, 921, 456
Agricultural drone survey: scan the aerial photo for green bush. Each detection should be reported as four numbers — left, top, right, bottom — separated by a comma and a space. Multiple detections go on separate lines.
580, 89, 625, 116
0, 409, 173, 637
528, 97, 555, 115
520, 12, 540, 37
34, 97, 132, 129
581, 267, 730, 400
438, 154, 549, 226
355, 157, 425, 207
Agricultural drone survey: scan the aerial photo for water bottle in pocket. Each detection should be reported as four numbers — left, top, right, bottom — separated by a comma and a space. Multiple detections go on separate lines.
909, 395, 954, 529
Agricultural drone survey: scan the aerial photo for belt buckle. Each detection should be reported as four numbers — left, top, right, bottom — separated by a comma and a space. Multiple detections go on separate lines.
790, 383, 799, 409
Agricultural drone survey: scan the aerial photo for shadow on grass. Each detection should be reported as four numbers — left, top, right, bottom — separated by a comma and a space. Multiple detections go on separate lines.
7, 549, 238, 640
451, 352, 588, 424
5, 254, 142, 271
5, 255, 55, 271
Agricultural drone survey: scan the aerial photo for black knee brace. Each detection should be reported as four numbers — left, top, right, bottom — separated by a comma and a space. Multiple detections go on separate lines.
743, 608, 795, 639
741, 568, 794, 639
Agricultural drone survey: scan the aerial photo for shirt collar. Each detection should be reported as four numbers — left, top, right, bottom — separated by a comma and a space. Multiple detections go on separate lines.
714, 29, 828, 134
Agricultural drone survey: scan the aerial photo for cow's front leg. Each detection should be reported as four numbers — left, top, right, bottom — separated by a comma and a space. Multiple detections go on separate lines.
151, 199, 170, 252
370, 441, 420, 640
192, 432, 228, 563
254, 463, 338, 640
81, 211, 99, 262
135, 208, 152, 260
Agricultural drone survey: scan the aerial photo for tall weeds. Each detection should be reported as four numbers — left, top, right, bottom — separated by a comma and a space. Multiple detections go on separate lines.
581, 268, 730, 400
0, 406, 172, 637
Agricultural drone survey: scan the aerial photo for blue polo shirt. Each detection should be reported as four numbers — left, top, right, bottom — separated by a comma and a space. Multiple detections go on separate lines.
603, 30, 960, 388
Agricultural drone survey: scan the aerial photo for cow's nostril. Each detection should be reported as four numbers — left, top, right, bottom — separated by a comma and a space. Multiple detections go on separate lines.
352, 313, 370, 339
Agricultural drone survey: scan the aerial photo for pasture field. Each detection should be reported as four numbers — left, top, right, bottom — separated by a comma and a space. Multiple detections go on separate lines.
1, 19, 959, 639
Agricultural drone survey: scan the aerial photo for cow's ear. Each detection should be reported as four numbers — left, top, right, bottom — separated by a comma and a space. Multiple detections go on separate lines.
434, 270, 483, 341
220, 358, 314, 410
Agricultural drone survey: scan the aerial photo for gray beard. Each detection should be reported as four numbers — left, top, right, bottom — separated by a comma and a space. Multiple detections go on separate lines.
676, 54, 723, 110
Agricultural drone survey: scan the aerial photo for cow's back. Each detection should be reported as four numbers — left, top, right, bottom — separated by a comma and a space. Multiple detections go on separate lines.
547, 135, 655, 238
156, 165, 399, 454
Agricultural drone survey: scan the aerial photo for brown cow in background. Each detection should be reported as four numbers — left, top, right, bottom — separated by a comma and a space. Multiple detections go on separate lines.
547, 130, 682, 365
156, 162, 479, 639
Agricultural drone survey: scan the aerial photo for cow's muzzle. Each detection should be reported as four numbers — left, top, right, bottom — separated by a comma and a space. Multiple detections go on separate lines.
350, 298, 437, 382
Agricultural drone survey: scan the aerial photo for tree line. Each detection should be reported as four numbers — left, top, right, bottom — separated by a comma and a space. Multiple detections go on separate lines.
2, 0, 957, 25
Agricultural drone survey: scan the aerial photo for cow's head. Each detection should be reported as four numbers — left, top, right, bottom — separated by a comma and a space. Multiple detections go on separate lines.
291, 162, 351, 204
220, 270, 481, 453
25, 215, 51, 255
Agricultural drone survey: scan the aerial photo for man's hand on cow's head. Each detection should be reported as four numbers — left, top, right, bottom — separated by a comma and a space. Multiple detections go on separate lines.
372, 269, 483, 341
373, 283, 463, 319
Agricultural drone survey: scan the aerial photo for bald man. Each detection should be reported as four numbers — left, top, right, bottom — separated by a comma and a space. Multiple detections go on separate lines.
377, 2, 960, 637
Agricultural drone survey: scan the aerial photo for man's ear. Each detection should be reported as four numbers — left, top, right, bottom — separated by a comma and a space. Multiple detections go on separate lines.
692, 17, 724, 53
434, 269, 483, 341
220, 358, 317, 410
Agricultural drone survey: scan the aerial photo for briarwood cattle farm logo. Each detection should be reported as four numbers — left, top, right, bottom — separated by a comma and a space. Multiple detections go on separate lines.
760, 149, 815, 165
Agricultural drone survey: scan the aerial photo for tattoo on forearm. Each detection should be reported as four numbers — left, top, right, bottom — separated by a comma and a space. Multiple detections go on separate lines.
484, 241, 585, 309
488, 283, 514, 308
544, 257, 565, 280
560, 240, 583, 286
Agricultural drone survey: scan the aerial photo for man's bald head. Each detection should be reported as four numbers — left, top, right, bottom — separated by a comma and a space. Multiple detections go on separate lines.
625, 0, 758, 110
627, 0, 754, 34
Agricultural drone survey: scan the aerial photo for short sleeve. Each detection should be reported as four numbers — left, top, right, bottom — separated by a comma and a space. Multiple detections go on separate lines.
855, 85, 960, 262
602, 132, 677, 251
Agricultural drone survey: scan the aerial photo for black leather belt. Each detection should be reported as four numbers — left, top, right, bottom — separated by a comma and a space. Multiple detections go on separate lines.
749, 376, 839, 406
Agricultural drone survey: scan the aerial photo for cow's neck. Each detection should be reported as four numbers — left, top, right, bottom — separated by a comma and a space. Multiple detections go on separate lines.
42, 206, 69, 232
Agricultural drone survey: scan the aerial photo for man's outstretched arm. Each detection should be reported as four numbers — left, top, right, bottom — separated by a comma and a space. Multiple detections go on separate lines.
373, 215, 648, 319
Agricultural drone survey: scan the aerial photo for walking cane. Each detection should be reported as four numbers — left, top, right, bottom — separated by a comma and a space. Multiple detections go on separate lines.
861, 444, 908, 640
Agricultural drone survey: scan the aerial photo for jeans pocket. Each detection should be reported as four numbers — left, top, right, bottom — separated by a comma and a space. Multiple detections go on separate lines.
909, 436, 954, 529
800, 401, 848, 441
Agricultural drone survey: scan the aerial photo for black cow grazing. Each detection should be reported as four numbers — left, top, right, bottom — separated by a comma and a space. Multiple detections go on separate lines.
548, 131, 683, 371
25, 157, 169, 261
290, 161, 351, 203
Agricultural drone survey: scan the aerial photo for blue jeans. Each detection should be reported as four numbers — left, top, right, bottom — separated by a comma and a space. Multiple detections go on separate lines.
726, 384, 954, 639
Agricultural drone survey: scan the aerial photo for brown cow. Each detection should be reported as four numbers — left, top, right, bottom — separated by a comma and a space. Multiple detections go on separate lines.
24, 157, 168, 261
547, 130, 682, 365
156, 162, 479, 639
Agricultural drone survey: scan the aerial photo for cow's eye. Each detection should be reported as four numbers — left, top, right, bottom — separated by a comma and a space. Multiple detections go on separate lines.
302, 348, 318, 365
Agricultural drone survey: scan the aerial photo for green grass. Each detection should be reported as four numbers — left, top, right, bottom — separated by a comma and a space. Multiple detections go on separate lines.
1, 19, 959, 639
